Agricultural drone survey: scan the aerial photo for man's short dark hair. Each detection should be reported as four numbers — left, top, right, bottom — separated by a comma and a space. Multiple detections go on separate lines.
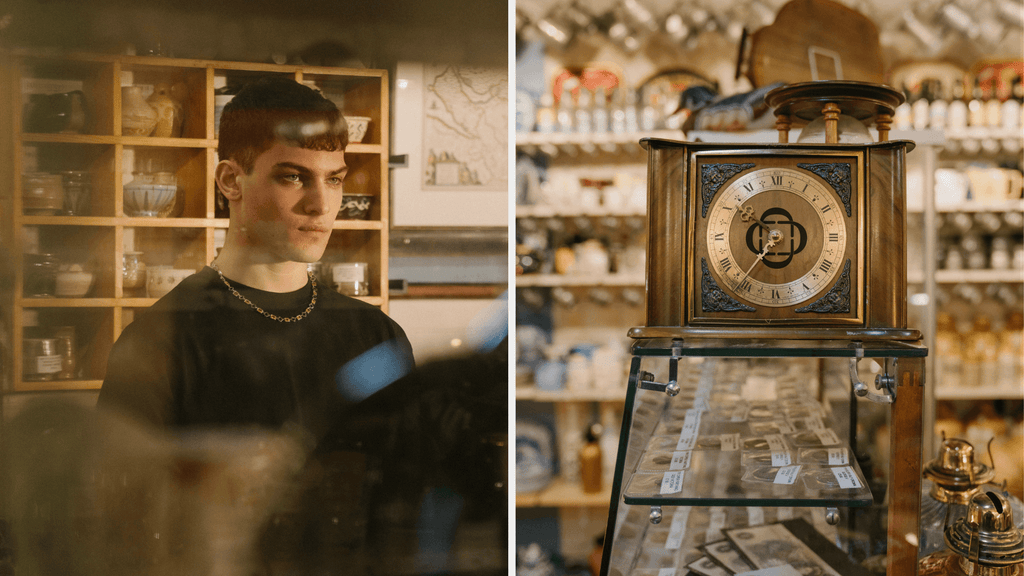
218, 76, 348, 173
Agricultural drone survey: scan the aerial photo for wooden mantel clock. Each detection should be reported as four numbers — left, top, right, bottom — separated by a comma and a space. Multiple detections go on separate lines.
633, 81, 920, 341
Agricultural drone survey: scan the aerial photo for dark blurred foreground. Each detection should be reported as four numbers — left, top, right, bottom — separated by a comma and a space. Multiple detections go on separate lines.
1, 339, 507, 576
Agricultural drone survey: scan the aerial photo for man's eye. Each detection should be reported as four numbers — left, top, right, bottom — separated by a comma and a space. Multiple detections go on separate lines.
328, 177, 344, 186
281, 174, 301, 183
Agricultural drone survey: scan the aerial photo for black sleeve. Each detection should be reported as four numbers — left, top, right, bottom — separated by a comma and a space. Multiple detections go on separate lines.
96, 318, 177, 427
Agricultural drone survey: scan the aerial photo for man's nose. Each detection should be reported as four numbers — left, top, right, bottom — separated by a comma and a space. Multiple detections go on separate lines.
304, 181, 332, 215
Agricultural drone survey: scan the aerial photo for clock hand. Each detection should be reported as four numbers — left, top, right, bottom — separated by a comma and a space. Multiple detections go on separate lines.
739, 205, 771, 232
736, 237, 776, 286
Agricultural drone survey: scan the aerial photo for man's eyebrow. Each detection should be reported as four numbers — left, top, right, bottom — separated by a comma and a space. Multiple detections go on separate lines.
272, 162, 348, 176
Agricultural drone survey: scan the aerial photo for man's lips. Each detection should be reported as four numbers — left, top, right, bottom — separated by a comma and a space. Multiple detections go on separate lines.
298, 224, 331, 233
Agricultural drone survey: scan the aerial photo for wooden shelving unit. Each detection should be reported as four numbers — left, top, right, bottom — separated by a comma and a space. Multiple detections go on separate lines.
2, 52, 390, 393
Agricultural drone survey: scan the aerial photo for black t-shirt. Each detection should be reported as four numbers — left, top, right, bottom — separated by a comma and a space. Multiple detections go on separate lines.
98, 266, 415, 443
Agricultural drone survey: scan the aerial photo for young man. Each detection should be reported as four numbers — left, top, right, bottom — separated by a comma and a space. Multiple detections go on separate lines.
98, 77, 414, 442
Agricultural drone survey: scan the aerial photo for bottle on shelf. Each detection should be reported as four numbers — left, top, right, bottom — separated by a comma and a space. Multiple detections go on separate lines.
962, 315, 999, 385
580, 422, 603, 494
996, 311, 1023, 389
592, 86, 609, 134
935, 312, 962, 390
968, 80, 986, 128
535, 92, 557, 134
639, 90, 659, 132
624, 88, 640, 133
557, 83, 575, 134
611, 87, 627, 134
947, 82, 969, 131
575, 87, 593, 135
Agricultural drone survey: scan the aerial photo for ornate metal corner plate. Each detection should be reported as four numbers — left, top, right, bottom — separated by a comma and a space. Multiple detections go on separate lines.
700, 163, 754, 217
797, 162, 852, 216
701, 258, 756, 312
795, 259, 852, 314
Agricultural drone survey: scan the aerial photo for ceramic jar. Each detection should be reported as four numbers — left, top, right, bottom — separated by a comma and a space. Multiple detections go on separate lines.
121, 86, 157, 137
147, 83, 183, 138
22, 173, 64, 215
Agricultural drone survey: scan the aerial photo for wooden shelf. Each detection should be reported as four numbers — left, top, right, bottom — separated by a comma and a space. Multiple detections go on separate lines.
515, 205, 646, 218
516, 386, 626, 402
935, 386, 1024, 400
516, 476, 612, 508
515, 273, 645, 287
909, 200, 1024, 214
14, 379, 103, 392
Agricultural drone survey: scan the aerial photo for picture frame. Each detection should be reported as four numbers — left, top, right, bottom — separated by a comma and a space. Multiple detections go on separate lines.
391, 61, 509, 228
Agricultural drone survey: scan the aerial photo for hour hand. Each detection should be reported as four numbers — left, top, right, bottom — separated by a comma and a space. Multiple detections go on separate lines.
739, 205, 771, 231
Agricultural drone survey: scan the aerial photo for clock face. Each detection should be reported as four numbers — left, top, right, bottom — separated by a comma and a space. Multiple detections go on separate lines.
706, 167, 846, 307
691, 153, 863, 325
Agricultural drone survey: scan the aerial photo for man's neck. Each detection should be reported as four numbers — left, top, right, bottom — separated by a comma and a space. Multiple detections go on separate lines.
212, 247, 309, 293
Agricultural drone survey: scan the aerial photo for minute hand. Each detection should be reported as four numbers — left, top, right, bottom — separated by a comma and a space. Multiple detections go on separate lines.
736, 238, 775, 286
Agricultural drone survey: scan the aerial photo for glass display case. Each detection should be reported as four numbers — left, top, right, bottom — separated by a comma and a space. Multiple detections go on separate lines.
599, 339, 926, 576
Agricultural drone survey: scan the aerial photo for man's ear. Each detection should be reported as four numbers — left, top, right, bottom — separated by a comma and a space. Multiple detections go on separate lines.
215, 160, 244, 201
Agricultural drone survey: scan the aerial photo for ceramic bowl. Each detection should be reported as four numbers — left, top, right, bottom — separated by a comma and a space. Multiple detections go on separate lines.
124, 183, 177, 217
345, 116, 370, 144
55, 265, 94, 297
337, 193, 373, 220
146, 266, 193, 299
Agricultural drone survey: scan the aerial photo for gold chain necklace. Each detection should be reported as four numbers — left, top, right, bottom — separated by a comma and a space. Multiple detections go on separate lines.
210, 263, 317, 323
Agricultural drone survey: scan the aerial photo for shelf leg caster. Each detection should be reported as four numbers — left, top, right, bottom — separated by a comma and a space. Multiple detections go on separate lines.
649, 506, 663, 525
825, 507, 840, 525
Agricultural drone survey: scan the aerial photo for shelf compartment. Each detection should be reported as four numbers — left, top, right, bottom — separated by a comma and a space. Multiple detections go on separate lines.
19, 142, 116, 218
303, 72, 386, 147
122, 146, 210, 219
119, 64, 209, 139
18, 57, 116, 136
323, 229, 384, 299
17, 306, 115, 391
21, 224, 116, 299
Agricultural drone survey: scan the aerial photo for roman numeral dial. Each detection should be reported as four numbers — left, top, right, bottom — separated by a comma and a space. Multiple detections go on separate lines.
705, 167, 848, 308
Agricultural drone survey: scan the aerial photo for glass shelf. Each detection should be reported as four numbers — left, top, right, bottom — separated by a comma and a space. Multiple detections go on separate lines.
629, 337, 928, 358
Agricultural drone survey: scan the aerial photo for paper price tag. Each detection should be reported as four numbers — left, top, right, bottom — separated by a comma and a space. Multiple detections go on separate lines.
737, 565, 802, 576
771, 451, 793, 467
666, 506, 691, 549
774, 419, 796, 434
747, 506, 765, 526
676, 436, 697, 451
827, 447, 849, 465
707, 507, 727, 541
831, 466, 863, 489
804, 415, 826, 430
814, 428, 841, 446
774, 465, 802, 485
658, 569, 677, 576
731, 404, 750, 422
766, 434, 787, 453
670, 451, 692, 471
660, 471, 685, 494
743, 376, 777, 401
720, 433, 740, 451
693, 396, 710, 412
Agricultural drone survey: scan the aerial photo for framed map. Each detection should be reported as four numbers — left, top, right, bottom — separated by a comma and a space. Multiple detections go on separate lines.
392, 61, 508, 227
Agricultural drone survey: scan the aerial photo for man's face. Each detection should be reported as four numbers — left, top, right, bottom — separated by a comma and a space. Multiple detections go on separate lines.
233, 141, 347, 264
